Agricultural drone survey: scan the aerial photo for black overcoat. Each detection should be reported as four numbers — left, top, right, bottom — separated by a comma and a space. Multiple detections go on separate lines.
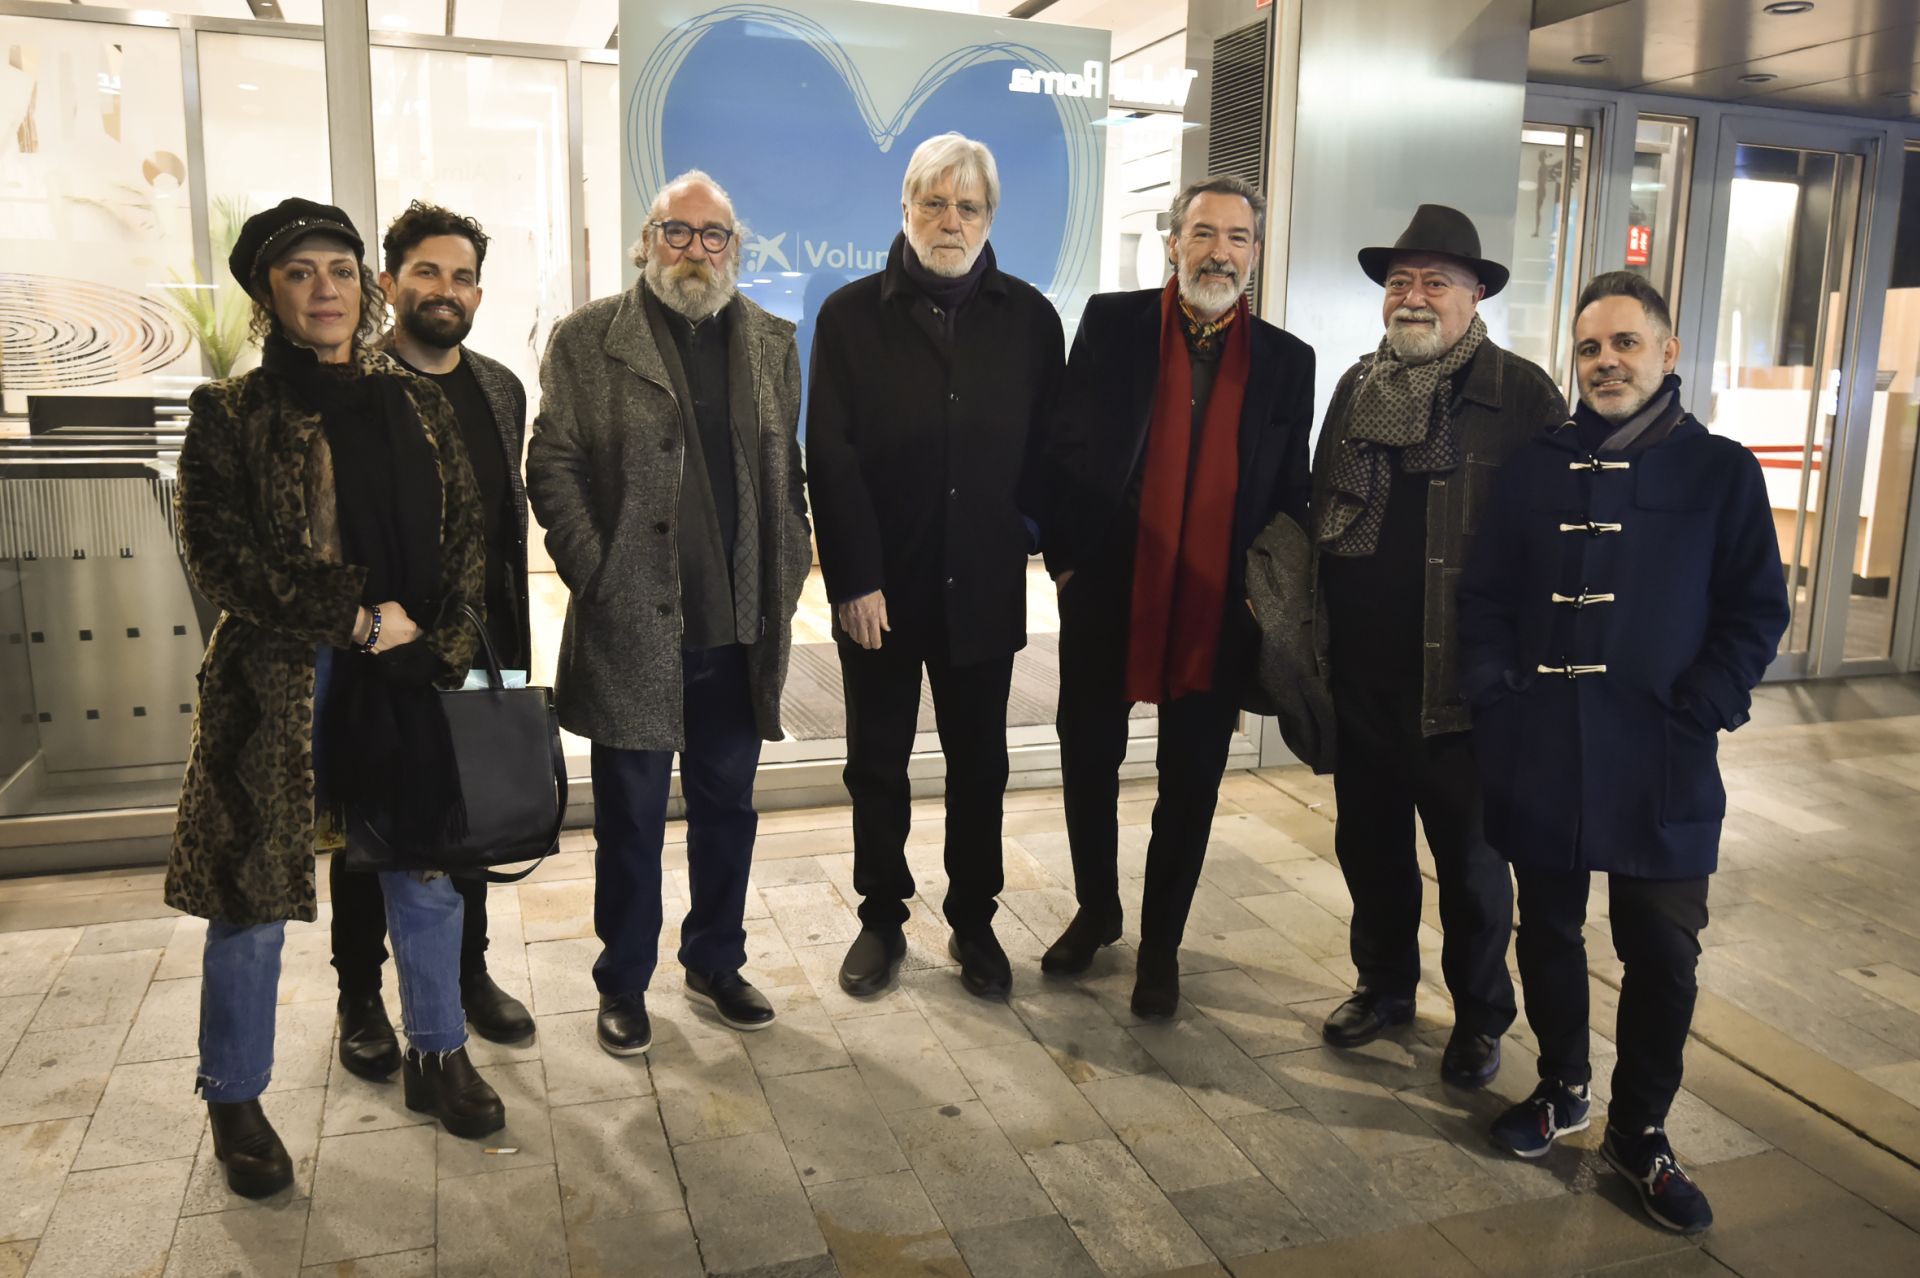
805, 236, 1064, 666
1457, 409, 1789, 878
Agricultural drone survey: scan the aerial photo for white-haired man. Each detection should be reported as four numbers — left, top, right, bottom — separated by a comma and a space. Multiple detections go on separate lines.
808, 132, 1063, 1002
526, 171, 813, 1056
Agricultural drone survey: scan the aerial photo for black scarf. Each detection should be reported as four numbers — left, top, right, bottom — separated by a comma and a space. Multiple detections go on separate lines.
262, 332, 467, 851
1573, 373, 1684, 456
900, 234, 992, 316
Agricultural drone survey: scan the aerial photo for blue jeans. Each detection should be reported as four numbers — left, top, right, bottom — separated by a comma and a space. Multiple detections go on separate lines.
195, 645, 471, 1102
592, 645, 761, 996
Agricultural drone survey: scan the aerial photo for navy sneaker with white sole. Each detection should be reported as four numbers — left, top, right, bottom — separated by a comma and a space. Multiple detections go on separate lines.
1602, 1123, 1713, 1235
1490, 1078, 1591, 1158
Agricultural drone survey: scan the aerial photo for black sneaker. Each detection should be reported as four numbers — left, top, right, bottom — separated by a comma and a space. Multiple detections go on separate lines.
1490, 1078, 1591, 1158
1602, 1123, 1714, 1235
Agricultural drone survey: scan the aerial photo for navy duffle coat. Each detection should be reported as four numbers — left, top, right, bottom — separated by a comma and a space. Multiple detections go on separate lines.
1456, 405, 1789, 879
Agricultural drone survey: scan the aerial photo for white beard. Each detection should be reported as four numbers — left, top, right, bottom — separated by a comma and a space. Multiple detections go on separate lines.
904, 222, 985, 278
645, 252, 737, 320
1385, 307, 1447, 363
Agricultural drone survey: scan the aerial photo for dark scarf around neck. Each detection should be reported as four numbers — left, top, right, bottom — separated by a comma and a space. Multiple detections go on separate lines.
262, 331, 467, 851
899, 233, 993, 314
1574, 372, 1683, 455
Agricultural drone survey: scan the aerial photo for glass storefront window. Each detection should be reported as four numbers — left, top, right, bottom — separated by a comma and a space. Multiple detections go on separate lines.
369, 45, 572, 408
1509, 122, 1590, 395
581, 60, 622, 301
1629, 115, 1693, 322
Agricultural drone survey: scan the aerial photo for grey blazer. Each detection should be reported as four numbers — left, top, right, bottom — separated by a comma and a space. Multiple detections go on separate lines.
524, 284, 811, 751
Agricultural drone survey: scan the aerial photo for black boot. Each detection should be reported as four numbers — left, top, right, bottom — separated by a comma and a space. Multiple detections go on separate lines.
463, 971, 535, 1045
337, 993, 402, 1080
402, 1046, 506, 1139
1041, 906, 1124, 975
1130, 947, 1180, 1020
206, 1099, 294, 1199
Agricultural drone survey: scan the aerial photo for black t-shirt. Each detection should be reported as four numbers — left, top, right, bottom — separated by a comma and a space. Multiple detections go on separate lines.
396, 353, 519, 668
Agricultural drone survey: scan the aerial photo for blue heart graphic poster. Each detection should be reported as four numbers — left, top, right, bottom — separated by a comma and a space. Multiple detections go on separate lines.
620, 0, 1109, 422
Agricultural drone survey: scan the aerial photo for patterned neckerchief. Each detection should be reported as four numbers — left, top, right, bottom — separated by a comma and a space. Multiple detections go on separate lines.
1178, 294, 1239, 354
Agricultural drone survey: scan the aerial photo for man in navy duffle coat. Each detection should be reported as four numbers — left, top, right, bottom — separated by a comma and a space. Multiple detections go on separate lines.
1457, 272, 1788, 1237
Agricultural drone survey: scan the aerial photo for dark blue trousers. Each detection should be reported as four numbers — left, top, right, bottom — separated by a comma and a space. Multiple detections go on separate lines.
590, 645, 761, 997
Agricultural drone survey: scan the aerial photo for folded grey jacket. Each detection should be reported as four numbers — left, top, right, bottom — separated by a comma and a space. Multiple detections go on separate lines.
1245, 511, 1336, 774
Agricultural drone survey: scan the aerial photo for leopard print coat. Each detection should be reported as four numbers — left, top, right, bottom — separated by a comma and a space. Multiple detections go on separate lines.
165, 348, 485, 926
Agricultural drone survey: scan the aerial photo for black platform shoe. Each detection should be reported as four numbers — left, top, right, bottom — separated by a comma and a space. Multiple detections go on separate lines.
207, 1099, 294, 1199
337, 992, 402, 1080
402, 1046, 506, 1139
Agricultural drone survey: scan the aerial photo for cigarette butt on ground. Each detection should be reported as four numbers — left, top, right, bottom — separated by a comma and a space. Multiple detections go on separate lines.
484, 1147, 520, 1155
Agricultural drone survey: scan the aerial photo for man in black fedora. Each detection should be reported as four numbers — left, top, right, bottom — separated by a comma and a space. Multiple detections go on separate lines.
1310, 204, 1565, 1088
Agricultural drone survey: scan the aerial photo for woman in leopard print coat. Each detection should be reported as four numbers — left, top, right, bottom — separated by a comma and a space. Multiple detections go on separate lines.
169, 198, 502, 1200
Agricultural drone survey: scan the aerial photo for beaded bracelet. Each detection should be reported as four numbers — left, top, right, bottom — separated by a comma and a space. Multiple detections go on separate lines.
361, 604, 382, 653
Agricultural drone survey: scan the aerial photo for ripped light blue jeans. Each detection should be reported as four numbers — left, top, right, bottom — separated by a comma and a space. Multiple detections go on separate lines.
195, 645, 468, 1103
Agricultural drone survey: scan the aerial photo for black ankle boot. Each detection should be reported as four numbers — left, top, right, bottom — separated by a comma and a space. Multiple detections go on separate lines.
403, 1046, 505, 1139
1130, 948, 1180, 1020
1042, 905, 1124, 975
337, 993, 402, 1080
206, 1099, 294, 1199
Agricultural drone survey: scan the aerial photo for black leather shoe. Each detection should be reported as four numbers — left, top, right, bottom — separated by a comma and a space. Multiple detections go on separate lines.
1441, 1027, 1502, 1089
838, 927, 907, 997
948, 929, 1013, 1000
1321, 989, 1415, 1049
463, 971, 535, 1045
1041, 906, 1123, 976
206, 1099, 294, 1199
402, 1045, 505, 1139
337, 993, 402, 1080
1130, 948, 1180, 1020
687, 969, 776, 1031
596, 992, 653, 1057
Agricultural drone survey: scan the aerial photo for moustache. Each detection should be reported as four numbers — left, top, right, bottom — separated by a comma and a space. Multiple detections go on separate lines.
1391, 306, 1439, 324
1197, 261, 1237, 279
417, 298, 466, 319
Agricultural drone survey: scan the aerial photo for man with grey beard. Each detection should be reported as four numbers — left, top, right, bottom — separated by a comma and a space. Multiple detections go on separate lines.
1310, 205, 1564, 1089
526, 170, 812, 1057
1038, 174, 1313, 1018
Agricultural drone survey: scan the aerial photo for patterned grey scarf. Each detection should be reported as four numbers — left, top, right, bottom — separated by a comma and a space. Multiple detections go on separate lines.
1319, 313, 1487, 556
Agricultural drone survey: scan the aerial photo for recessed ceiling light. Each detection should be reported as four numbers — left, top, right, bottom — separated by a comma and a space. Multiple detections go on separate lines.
236, 83, 259, 92
1739, 73, 1779, 84
1763, 2, 1814, 14
1572, 53, 1609, 65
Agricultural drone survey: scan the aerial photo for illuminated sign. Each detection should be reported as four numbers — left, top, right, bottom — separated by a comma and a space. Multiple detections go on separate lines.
1626, 224, 1652, 266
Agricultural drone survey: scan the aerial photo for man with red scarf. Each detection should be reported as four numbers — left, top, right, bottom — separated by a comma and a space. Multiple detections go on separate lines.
1039, 175, 1314, 1018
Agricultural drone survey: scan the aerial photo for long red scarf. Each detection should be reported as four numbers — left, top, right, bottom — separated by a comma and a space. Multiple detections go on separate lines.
1124, 280, 1249, 704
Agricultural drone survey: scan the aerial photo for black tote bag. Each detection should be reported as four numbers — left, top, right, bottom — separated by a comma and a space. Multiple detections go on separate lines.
340, 605, 568, 882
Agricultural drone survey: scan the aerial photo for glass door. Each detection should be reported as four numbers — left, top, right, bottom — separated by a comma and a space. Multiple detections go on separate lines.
1702, 130, 1868, 673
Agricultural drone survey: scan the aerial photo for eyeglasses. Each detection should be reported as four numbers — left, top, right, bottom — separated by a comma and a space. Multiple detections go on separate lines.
911, 197, 988, 224
651, 220, 735, 253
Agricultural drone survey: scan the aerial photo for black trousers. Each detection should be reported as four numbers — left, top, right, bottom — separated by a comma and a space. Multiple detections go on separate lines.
331, 855, 490, 997
1515, 867, 1709, 1133
1056, 575, 1240, 957
838, 639, 1014, 933
1330, 679, 1517, 1035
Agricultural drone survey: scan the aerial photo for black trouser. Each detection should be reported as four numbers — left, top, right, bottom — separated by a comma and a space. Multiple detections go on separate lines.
331, 856, 490, 997
1515, 867, 1709, 1133
1056, 573, 1240, 958
1330, 679, 1517, 1036
838, 638, 1014, 933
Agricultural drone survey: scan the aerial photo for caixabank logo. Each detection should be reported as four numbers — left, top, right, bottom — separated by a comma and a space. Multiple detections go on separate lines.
622, 0, 1107, 419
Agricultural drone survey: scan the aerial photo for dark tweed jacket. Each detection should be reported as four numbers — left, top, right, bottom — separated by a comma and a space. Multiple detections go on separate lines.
165, 348, 485, 925
525, 285, 810, 751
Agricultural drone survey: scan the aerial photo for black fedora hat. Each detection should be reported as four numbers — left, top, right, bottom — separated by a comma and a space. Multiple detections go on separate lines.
1357, 203, 1509, 298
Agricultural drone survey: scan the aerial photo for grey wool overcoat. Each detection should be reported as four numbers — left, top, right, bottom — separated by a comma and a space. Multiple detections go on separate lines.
524, 284, 811, 751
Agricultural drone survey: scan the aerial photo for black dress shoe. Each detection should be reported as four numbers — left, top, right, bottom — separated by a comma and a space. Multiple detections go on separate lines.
1441, 1027, 1502, 1089
206, 1099, 294, 1199
337, 992, 402, 1080
463, 971, 535, 1045
597, 992, 653, 1057
838, 927, 907, 997
1321, 989, 1415, 1049
402, 1045, 506, 1139
687, 969, 776, 1030
1130, 948, 1180, 1020
1041, 906, 1123, 976
948, 928, 1013, 1000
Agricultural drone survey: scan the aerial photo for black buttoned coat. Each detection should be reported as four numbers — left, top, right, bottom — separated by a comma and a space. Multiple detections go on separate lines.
1457, 408, 1789, 878
805, 236, 1064, 666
